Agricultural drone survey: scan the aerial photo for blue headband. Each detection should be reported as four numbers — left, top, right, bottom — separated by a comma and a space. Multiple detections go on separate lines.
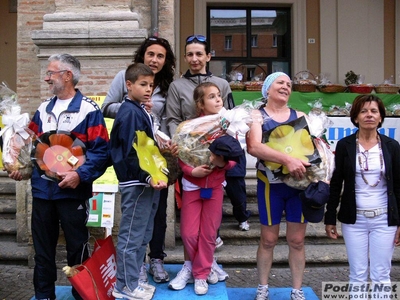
261, 72, 291, 99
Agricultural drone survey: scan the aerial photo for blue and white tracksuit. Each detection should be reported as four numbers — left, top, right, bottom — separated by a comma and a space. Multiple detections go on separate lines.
109, 98, 160, 292
28, 89, 109, 300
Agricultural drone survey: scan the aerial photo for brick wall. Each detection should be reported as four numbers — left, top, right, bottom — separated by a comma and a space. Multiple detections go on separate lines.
17, 0, 53, 117
16, 0, 176, 118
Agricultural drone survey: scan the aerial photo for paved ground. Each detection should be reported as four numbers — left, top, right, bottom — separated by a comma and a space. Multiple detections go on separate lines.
2, 262, 400, 299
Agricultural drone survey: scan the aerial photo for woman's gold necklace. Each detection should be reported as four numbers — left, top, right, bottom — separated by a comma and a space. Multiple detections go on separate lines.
356, 131, 383, 187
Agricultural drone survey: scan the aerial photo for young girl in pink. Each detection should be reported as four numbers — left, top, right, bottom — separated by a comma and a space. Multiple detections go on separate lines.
179, 82, 243, 295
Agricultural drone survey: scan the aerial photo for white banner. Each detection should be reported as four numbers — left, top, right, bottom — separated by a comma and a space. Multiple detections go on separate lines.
325, 117, 400, 150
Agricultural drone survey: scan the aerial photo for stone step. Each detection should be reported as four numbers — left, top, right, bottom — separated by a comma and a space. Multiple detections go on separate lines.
223, 194, 258, 204
174, 220, 344, 246
221, 201, 259, 218
0, 173, 28, 264
0, 241, 30, 264
164, 244, 347, 265
0, 173, 16, 194
0, 217, 17, 235
0, 199, 16, 213
219, 221, 343, 245
164, 243, 400, 266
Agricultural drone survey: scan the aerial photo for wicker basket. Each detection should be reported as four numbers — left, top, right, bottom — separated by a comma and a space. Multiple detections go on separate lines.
317, 84, 347, 93
244, 81, 263, 91
293, 84, 316, 92
229, 83, 245, 91
348, 84, 374, 94
293, 71, 317, 92
374, 85, 399, 94
245, 86, 262, 91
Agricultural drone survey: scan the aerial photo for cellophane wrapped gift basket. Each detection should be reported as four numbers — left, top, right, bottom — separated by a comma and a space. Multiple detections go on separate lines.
385, 103, 400, 116
261, 106, 335, 190
317, 73, 347, 93
172, 101, 263, 168
374, 76, 399, 94
228, 70, 245, 91
244, 72, 264, 91
345, 71, 374, 94
293, 70, 317, 92
0, 82, 35, 179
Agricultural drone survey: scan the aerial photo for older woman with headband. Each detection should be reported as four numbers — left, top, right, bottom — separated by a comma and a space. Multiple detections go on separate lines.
246, 72, 310, 300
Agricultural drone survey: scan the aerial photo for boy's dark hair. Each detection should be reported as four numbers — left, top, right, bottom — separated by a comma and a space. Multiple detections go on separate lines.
125, 63, 154, 83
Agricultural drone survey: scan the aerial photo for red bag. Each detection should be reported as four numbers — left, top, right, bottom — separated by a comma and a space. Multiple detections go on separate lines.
68, 235, 117, 300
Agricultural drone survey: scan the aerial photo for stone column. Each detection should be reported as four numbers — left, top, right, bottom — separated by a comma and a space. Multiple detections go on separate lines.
31, 8, 148, 100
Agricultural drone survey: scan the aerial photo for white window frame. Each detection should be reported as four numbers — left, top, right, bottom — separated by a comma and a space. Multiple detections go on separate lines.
225, 35, 232, 50
272, 34, 277, 48
251, 34, 258, 48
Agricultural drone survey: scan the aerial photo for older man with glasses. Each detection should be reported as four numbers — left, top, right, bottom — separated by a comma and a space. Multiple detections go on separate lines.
8, 53, 109, 300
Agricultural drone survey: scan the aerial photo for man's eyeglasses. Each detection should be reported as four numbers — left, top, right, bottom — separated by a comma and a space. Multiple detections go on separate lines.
45, 70, 68, 77
186, 35, 207, 43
